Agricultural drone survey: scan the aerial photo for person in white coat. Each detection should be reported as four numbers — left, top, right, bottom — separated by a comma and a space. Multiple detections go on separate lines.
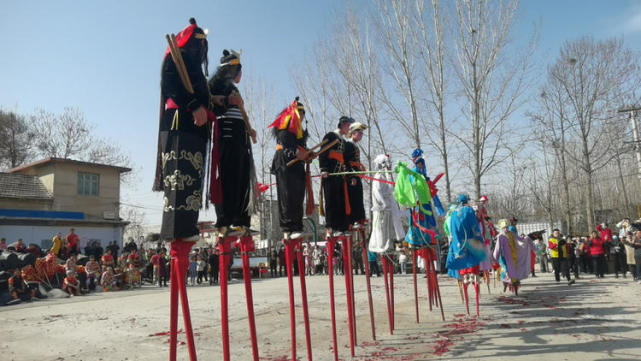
369, 154, 405, 254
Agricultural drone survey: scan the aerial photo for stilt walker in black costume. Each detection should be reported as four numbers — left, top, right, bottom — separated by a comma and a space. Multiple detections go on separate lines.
320, 116, 359, 359
344, 121, 376, 342
153, 18, 211, 361
209, 49, 257, 234
269, 98, 314, 361
208, 50, 260, 361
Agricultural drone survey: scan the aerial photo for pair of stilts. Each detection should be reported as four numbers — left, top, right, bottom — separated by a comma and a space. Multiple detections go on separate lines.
457, 269, 492, 317
311, 224, 376, 361
168, 228, 260, 361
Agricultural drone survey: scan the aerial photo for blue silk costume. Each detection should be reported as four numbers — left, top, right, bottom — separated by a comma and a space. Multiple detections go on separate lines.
446, 195, 486, 279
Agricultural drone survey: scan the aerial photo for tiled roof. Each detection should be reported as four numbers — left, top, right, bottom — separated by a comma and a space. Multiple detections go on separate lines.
0, 173, 53, 200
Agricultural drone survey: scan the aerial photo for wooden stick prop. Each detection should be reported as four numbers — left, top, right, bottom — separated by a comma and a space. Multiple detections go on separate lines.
286, 139, 329, 167
166, 34, 194, 94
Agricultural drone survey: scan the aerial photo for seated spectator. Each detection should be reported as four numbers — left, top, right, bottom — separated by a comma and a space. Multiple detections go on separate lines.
9, 269, 33, 302
85, 255, 101, 291
62, 270, 80, 296
65, 253, 78, 274
101, 249, 115, 268
101, 266, 117, 291
15, 239, 26, 253
0, 237, 7, 251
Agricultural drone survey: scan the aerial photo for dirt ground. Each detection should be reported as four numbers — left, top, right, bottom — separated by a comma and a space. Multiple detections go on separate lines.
2, 268, 641, 361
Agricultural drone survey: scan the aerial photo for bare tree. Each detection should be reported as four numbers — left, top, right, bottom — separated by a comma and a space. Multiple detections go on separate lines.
31, 107, 92, 159
0, 110, 34, 169
450, 0, 533, 200
547, 37, 641, 232
414, 0, 453, 202
377, 0, 422, 149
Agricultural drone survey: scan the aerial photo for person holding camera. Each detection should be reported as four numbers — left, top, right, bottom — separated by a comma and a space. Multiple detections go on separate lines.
549, 229, 573, 285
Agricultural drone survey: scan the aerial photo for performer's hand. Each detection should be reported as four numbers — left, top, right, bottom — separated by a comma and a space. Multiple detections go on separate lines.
351, 178, 357, 186
296, 148, 308, 161
193, 106, 208, 127
248, 128, 257, 144
321, 171, 329, 178
228, 94, 244, 107
212, 96, 225, 106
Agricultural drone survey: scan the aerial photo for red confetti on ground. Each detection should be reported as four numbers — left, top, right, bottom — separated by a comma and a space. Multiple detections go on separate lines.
498, 296, 529, 306
149, 329, 183, 337
433, 337, 453, 356
520, 328, 527, 332
517, 320, 525, 325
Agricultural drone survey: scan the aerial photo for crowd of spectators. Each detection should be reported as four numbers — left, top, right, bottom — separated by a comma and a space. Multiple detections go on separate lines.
532, 220, 641, 284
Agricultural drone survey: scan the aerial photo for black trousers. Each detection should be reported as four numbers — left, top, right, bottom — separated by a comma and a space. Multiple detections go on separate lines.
274, 161, 306, 232
322, 176, 350, 231
347, 177, 365, 224
568, 255, 579, 278
551, 258, 570, 281
593, 254, 606, 277
613, 253, 627, 276
215, 119, 251, 228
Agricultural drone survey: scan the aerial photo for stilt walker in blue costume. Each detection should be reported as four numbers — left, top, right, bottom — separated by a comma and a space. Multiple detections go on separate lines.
446, 194, 486, 316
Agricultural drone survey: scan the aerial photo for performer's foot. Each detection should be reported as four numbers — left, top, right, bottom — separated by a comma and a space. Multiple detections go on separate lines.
290, 231, 303, 239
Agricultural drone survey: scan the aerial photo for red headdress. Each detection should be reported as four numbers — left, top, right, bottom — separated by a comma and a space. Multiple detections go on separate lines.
268, 97, 305, 139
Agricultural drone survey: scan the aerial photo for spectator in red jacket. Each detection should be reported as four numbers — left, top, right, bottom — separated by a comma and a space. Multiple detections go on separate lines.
66, 228, 79, 254
588, 230, 606, 278
596, 223, 613, 242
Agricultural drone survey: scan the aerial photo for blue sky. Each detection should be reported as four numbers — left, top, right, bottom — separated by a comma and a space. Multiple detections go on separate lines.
2, 0, 641, 227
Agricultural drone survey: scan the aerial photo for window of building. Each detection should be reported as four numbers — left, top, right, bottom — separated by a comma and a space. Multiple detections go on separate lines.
78, 172, 100, 196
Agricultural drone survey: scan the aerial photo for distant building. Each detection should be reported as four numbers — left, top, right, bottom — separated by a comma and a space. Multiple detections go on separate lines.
0, 157, 130, 249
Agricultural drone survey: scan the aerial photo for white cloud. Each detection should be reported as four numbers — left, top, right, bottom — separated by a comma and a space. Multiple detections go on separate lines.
621, 4, 641, 34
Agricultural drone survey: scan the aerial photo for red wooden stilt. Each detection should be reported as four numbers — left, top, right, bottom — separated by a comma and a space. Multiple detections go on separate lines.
347, 235, 357, 347
431, 258, 446, 322
285, 240, 297, 361
389, 258, 395, 331
474, 281, 480, 317
463, 280, 470, 315
341, 237, 355, 357
240, 236, 259, 361
381, 256, 393, 335
359, 230, 376, 341
172, 242, 198, 361
296, 241, 313, 361
218, 238, 232, 361
169, 249, 178, 361
326, 238, 339, 361
412, 248, 419, 323
425, 250, 433, 312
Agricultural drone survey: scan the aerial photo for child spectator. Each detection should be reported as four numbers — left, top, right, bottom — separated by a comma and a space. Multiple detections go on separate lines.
9, 269, 33, 302
85, 255, 101, 291
62, 270, 80, 296
101, 266, 117, 291
157, 249, 168, 287
197, 256, 206, 284
101, 249, 115, 268
189, 255, 197, 286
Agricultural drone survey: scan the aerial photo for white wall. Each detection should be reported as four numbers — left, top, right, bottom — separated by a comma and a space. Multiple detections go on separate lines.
0, 224, 123, 249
